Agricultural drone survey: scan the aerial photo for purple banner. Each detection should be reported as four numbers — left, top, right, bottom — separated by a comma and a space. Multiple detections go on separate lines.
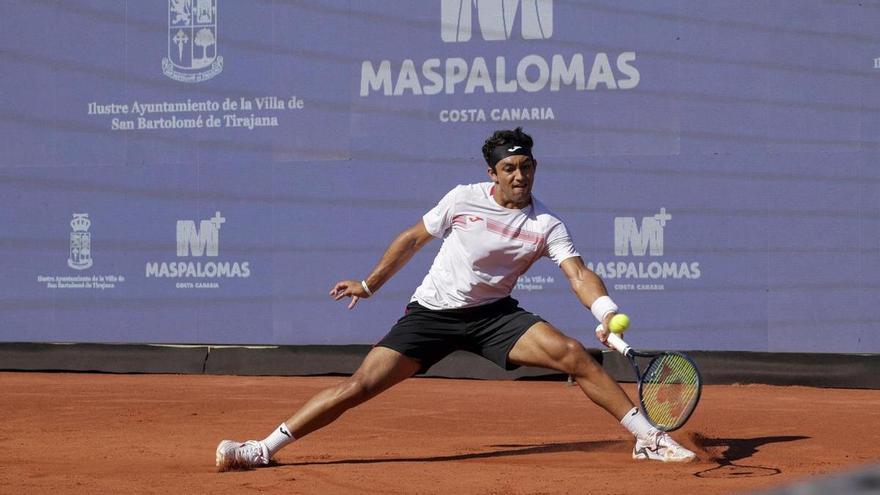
0, 1, 878, 352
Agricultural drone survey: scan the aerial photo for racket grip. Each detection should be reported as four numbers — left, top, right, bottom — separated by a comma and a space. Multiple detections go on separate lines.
596, 324, 632, 356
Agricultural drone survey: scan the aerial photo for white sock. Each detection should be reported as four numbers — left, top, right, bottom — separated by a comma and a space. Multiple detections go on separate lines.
619, 407, 656, 440
261, 423, 296, 457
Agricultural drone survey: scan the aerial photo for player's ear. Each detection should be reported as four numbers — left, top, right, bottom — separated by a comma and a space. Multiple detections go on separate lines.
487, 164, 498, 183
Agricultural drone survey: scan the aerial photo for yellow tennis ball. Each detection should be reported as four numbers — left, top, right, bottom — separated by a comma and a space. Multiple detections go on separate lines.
609, 313, 630, 334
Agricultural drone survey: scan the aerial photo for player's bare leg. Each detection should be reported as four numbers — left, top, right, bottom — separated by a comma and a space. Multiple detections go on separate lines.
284, 346, 421, 438
507, 322, 696, 462
216, 346, 420, 471
507, 322, 633, 419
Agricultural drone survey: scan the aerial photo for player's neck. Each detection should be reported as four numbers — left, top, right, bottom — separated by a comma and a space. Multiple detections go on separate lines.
492, 190, 532, 210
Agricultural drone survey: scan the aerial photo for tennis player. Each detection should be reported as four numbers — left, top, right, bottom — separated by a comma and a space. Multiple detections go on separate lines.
216, 127, 696, 470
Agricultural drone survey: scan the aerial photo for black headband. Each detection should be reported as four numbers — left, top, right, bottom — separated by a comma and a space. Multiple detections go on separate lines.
488, 144, 533, 167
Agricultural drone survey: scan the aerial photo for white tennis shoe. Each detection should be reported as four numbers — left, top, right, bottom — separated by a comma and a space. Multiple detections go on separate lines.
632, 430, 696, 463
215, 439, 270, 471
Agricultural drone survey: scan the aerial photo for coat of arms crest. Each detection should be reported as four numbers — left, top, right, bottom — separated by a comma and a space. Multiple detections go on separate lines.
162, 0, 223, 83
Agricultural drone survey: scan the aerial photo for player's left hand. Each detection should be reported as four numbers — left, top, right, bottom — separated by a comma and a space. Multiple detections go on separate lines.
329, 279, 369, 310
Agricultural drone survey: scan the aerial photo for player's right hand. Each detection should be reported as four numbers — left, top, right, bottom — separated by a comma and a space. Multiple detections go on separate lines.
594, 314, 615, 349
329, 279, 369, 310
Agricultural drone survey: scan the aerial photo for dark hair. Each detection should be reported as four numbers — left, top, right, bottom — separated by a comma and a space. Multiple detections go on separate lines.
481, 127, 534, 169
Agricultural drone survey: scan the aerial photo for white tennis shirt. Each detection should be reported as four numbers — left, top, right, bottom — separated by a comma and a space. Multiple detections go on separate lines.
412, 182, 580, 310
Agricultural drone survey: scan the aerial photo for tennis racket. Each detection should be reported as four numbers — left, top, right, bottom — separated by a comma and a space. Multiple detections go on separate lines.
597, 324, 702, 432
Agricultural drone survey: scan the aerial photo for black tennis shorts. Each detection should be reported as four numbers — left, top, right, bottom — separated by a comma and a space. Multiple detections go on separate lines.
376, 296, 545, 373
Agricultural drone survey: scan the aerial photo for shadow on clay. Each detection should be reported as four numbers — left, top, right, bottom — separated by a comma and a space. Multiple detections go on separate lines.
690, 433, 810, 478
277, 439, 626, 466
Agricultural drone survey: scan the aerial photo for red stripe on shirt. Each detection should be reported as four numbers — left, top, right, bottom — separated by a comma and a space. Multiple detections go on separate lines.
452, 214, 468, 227
485, 218, 544, 245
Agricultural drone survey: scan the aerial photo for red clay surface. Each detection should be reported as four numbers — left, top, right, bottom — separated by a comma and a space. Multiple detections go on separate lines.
1, 372, 878, 494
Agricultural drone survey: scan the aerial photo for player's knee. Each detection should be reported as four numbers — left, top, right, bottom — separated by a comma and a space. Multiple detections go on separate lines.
560, 338, 598, 375
337, 376, 375, 406
557, 338, 586, 373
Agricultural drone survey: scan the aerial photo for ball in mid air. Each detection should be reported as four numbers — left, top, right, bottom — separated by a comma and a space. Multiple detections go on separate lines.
608, 313, 630, 334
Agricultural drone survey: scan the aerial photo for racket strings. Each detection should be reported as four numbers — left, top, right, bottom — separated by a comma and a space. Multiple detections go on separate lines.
640, 354, 700, 430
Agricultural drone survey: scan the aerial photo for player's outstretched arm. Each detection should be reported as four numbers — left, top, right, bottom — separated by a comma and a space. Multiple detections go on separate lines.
330, 220, 434, 309
559, 256, 617, 344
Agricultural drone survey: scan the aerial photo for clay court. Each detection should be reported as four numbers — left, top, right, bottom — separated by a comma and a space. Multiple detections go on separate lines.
2, 372, 877, 494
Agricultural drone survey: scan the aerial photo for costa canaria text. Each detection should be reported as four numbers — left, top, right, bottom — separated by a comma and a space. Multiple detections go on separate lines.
360, 53, 639, 96
439, 107, 555, 123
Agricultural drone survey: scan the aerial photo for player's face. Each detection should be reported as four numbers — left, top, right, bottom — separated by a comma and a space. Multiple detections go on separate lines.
488, 155, 537, 209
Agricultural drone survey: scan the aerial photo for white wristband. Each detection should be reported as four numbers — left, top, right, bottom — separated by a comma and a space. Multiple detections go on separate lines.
591, 295, 618, 324
360, 280, 374, 297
